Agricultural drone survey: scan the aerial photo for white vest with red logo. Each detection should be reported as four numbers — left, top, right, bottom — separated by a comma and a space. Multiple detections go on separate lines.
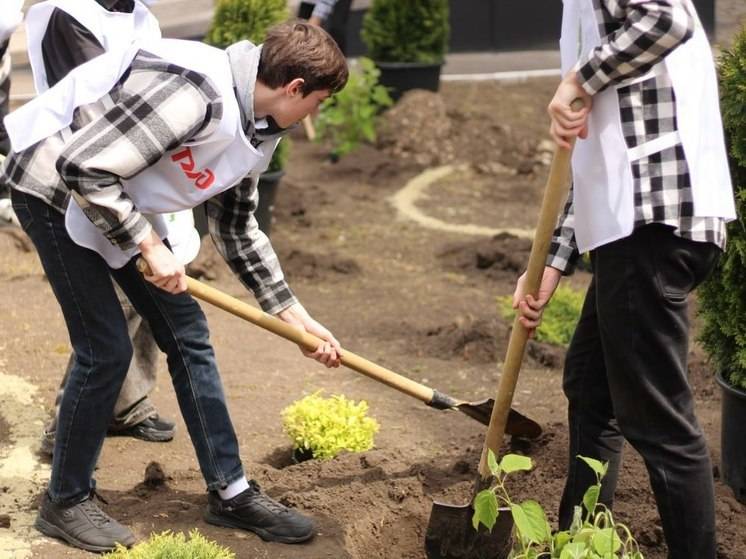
64, 38, 274, 268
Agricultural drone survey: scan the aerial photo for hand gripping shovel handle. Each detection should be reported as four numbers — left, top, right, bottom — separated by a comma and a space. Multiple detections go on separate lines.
137, 260, 438, 404
477, 104, 582, 478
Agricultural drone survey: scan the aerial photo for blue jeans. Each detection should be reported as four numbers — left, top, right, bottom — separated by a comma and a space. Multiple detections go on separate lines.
12, 189, 244, 504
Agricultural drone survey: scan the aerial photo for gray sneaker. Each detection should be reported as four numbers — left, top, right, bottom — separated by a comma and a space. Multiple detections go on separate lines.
35, 492, 135, 552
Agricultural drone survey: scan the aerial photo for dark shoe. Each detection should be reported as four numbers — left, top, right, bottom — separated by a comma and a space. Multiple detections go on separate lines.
107, 414, 175, 442
204, 480, 315, 543
35, 492, 135, 553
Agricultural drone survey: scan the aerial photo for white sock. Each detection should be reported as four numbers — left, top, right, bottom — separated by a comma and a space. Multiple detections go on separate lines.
218, 476, 250, 501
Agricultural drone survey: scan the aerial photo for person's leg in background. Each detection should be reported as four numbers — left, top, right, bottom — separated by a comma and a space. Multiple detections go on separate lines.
297, 0, 352, 56
40, 289, 175, 456
325, 0, 352, 56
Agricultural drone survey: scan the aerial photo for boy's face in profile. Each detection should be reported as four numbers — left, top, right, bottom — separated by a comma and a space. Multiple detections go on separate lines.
271, 79, 330, 128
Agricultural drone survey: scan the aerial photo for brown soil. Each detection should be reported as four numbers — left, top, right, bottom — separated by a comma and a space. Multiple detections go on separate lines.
1, 78, 744, 559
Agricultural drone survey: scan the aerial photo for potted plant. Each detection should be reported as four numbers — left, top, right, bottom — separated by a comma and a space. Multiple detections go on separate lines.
361, 0, 449, 101
473, 452, 645, 558
315, 57, 392, 161
205, 0, 290, 236
698, 26, 746, 505
281, 391, 379, 462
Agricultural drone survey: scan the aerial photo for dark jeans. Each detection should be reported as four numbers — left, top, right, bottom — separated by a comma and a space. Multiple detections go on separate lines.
558, 224, 720, 558
298, 0, 353, 55
12, 189, 243, 504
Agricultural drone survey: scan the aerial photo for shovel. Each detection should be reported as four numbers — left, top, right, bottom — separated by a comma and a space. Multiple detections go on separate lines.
137, 260, 541, 437
424, 107, 581, 558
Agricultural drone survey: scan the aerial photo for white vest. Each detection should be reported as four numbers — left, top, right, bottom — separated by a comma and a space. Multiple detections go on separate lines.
0, 0, 23, 45
25, 0, 161, 94
63, 39, 275, 268
559, 0, 735, 252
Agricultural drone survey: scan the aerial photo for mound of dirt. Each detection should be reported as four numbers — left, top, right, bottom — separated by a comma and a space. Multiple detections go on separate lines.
378, 89, 545, 173
439, 233, 532, 280
422, 315, 564, 368
377, 90, 453, 167
282, 249, 362, 281
103, 424, 746, 559
423, 316, 506, 364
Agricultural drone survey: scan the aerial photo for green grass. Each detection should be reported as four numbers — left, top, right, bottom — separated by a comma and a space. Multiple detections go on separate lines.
104, 530, 234, 559
498, 284, 585, 347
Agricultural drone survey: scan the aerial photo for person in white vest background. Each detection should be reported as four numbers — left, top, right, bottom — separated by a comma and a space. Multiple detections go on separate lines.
27, 0, 180, 457
0, 0, 23, 226
512, 1, 735, 557
1, 20, 348, 553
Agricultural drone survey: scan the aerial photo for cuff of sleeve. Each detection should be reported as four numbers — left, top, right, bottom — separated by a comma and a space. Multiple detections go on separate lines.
546, 242, 578, 276
312, 3, 332, 20
575, 58, 607, 96
107, 212, 152, 251
254, 279, 299, 315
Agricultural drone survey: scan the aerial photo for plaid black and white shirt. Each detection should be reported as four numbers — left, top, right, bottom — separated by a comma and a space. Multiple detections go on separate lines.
547, 0, 727, 274
1, 49, 297, 314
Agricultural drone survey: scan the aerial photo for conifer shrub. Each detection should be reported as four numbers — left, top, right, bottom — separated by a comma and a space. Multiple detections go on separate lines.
698, 26, 746, 391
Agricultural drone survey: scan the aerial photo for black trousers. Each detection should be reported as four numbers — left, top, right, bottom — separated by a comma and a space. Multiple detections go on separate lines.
298, 0, 353, 55
558, 224, 720, 558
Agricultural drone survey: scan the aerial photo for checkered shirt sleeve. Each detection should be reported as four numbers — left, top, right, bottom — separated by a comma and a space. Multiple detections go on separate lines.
577, 0, 695, 95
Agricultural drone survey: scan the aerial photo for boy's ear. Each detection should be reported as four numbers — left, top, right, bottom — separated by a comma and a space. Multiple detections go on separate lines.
286, 78, 306, 97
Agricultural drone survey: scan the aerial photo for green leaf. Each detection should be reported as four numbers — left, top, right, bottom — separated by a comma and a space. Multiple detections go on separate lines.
582, 484, 600, 516
500, 454, 533, 474
510, 501, 550, 544
578, 456, 608, 479
559, 542, 588, 559
472, 490, 498, 531
554, 530, 572, 552
572, 527, 595, 544
487, 449, 501, 477
591, 528, 622, 555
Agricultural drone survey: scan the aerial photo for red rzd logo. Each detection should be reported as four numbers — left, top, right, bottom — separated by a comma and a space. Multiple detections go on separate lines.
171, 147, 215, 190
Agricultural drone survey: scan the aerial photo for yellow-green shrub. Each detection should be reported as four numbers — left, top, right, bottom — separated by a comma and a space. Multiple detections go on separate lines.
104, 530, 234, 559
282, 391, 379, 460
498, 284, 585, 347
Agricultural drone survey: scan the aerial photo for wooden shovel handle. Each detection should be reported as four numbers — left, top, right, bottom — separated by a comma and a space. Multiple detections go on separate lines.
478, 108, 581, 478
302, 115, 316, 141
137, 260, 436, 403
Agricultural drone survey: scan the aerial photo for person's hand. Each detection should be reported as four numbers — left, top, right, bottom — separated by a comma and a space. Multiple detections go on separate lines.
277, 303, 342, 368
547, 69, 593, 149
512, 266, 563, 337
308, 15, 323, 26
138, 230, 187, 294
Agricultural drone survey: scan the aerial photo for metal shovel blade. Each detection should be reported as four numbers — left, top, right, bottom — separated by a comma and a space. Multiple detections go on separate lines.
456, 399, 542, 439
425, 501, 513, 559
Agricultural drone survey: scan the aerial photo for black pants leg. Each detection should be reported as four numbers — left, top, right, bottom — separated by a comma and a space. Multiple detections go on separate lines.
298, 0, 353, 55
559, 224, 719, 559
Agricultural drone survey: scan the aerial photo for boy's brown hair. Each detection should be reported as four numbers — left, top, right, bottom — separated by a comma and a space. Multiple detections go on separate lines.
258, 21, 348, 96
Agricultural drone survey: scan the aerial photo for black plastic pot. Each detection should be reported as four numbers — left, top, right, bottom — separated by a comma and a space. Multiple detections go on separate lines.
255, 169, 284, 237
375, 61, 443, 102
192, 170, 284, 239
717, 372, 746, 504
